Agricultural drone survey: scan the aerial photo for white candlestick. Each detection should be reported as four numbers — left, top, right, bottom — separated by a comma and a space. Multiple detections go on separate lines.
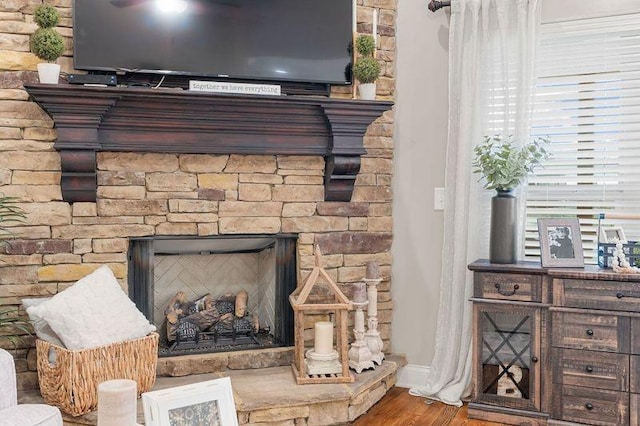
372, 8, 378, 46
97, 379, 137, 426
314, 321, 334, 355
367, 284, 377, 316
352, 0, 357, 34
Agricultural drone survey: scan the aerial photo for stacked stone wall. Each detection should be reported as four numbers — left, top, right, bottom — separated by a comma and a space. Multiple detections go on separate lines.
0, 0, 396, 391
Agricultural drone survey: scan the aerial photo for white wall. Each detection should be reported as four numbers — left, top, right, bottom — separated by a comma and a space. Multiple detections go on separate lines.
391, 0, 640, 386
391, 0, 449, 371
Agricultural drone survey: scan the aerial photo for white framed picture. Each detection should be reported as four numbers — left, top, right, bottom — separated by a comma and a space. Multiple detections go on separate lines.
142, 377, 238, 426
599, 226, 627, 244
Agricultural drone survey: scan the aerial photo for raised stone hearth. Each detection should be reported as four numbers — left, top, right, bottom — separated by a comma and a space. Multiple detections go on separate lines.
19, 354, 406, 425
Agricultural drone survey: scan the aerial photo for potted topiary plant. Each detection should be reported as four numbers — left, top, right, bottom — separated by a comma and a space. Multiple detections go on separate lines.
473, 135, 550, 264
353, 34, 380, 100
30, 3, 64, 84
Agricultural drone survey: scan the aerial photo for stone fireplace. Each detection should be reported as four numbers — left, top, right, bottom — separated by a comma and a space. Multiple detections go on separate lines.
128, 234, 297, 356
3, 82, 396, 398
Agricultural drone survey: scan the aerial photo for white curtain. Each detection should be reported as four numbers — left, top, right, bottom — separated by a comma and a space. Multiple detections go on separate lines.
409, 0, 541, 406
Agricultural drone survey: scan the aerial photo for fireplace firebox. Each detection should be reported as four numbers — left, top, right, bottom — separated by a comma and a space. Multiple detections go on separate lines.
128, 234, 297, 356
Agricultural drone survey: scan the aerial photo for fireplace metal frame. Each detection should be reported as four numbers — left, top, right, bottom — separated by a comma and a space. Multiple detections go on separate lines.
128, 234, 297, 348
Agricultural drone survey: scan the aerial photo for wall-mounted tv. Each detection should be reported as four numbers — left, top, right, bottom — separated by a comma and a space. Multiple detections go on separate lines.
73, 0, 353, 85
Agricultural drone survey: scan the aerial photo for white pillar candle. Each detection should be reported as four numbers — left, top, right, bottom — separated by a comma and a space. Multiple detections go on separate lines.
352, 0, 357, 33
372, 8, 378, 46
314, 321, 334, 355
97, 379, 137, 426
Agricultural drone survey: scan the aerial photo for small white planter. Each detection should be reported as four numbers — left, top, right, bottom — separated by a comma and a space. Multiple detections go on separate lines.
37, 63, 60, 84
358, 83, 377, 100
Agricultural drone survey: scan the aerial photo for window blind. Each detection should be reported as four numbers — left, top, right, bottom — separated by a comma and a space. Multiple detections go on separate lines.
526, 13, 640, 263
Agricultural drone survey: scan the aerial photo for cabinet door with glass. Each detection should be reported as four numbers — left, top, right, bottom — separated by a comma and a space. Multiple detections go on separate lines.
473, 302, 542, 412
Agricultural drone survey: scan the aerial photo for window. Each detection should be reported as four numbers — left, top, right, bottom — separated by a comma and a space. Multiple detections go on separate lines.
526, 13, 640, 263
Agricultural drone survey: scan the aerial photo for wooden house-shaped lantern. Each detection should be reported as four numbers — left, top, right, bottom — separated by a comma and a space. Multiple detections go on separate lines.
289, 246, 354, 384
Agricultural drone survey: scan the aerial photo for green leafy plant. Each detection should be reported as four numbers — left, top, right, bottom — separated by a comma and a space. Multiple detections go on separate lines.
0, 195, 28, 349
34, 3, 60, 27
473, 135, 550, 191
0, 306, 32, 349
30, 3, 64, 62
0, 194, 26, 239
353, 57, 380, 84
355, 34, 375, 56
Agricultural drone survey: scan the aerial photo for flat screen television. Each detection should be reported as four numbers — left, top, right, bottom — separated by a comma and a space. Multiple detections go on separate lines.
73, 0, 353, 85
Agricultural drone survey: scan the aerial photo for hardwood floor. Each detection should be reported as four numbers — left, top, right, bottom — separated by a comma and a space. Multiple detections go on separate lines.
353, 387, 504, 425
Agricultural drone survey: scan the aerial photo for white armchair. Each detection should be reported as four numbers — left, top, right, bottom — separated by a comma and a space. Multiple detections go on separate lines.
0, 348, 62, 426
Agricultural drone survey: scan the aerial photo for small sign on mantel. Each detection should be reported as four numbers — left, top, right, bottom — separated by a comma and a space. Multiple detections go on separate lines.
189, 80, 281, 96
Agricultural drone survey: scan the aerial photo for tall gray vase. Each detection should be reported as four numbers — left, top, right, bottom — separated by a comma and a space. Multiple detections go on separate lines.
490, 189, 517, 264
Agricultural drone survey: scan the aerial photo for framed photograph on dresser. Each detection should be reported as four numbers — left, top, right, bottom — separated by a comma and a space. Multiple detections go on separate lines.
537, 217, 584, 267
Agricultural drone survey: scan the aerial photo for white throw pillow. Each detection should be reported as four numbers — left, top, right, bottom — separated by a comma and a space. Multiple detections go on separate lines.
26, 265, 156, 350
22, 297, 65, 347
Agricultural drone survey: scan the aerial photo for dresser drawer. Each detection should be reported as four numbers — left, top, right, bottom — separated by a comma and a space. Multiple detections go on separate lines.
554, 348, 628, 391
558, 278, 640, 312
552, 311, 630, 353
553, 385, 629, 426
474, 272, 541, 302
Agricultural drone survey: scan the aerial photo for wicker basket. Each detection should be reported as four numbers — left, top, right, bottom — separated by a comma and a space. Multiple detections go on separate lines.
36, 332, 159, 417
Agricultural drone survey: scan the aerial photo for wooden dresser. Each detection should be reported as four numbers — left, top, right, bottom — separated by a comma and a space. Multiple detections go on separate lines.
469, 260, 640, 426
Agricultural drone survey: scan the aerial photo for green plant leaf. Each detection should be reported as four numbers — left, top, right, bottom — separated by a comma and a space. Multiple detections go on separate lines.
472, 134, 551, 191
0, 306, 33, 350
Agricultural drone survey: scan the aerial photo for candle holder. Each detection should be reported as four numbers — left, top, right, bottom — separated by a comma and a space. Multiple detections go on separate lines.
348, 300, 374, 373
305, 321, 342, 375
289, 245, 354, 384
364, 261, 384, 365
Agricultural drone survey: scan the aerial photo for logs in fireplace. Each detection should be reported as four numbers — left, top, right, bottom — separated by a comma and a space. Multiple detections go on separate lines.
163, 290, 265, 352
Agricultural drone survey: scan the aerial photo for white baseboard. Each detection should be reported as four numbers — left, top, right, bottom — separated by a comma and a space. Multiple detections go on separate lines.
396, 364, 430, 389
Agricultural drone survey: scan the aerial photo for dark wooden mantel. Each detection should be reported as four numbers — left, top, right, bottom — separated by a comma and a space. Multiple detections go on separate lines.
24, 84, 392, 203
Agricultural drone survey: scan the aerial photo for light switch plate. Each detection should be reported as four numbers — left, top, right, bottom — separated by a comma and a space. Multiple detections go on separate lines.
434, 187, 445, 211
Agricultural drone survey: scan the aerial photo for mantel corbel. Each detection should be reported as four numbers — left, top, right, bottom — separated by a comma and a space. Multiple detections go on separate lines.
24, 84, 392, 203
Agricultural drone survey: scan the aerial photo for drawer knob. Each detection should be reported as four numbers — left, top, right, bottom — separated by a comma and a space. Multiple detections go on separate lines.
586, 329, 594, 336
585, 365, 593, 373
531, 356, 538, 363
585, 403, 594, 410
617, 292, 624, 299
494, 283, 519, 296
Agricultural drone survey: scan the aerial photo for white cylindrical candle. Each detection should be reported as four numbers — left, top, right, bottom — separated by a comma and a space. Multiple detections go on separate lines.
97, 379, 137, 426
314, 321, 334, 355
372, 8, 378, 46
352, 0, 357, 33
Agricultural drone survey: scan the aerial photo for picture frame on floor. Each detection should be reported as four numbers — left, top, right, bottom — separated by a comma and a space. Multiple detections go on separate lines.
537, 217, 584, 268
142, 377, 238, 426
